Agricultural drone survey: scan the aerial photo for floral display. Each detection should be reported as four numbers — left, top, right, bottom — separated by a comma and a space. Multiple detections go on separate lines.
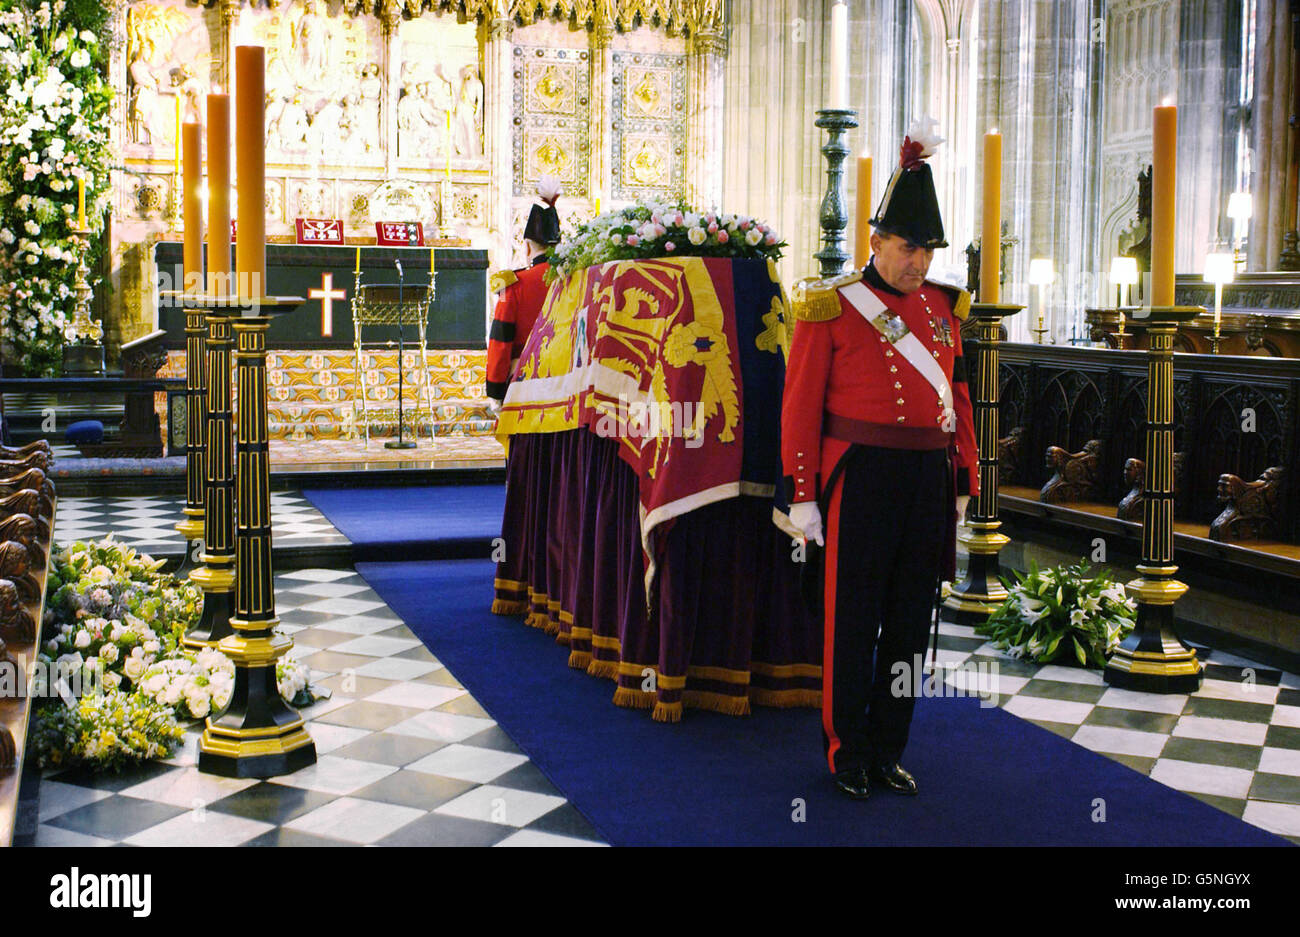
545, 200, 787, 282
0, 0, 113, 376
975, 562, 1137, 668
31, 537, 321, 770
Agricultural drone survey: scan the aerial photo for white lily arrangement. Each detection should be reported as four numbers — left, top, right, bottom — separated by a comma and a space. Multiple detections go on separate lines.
976, 562, 1137, 668
546, 199, 787, 282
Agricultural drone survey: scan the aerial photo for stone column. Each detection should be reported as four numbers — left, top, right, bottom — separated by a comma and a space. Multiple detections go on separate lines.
484, 15, 515, 272
590, 20, 615, 214
381, 0, 403, 182
685, 27, 726, 209
1249, 0, 1294, 271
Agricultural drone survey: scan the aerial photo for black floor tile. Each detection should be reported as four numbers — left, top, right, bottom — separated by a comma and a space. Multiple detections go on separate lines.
524, 802, 604, 843
315, 673, 396, 699
373, 812, 514, 847
1183, 696, 1276, 724
1102, 752, 1157, 776
332, 731, 446, 767
395, 645, 439, 663
242, 828, 353, 847
1182, 791, 1248, 818
414, 668, 462, 688
462, 725, 524, 755
1024, 719, 1078, 740
1018, 679, 1107, 704
1085, 706, 1182, 735
1160, 737, 1263, 771
1278, 688, 1300, 709
46, 795, 186, 840
936, 635, 986, 652
292, 628, 362, 650
46, 759, 176, 793
1264, 725, 1300, 751
1203, 663, 1281, 686
1249, 772, 1300, 805
493, 762, 562, 796
277, 610, 347, 629
206, 783, 339, 825
967, 653, 1041, 678
350, 770, 476, 811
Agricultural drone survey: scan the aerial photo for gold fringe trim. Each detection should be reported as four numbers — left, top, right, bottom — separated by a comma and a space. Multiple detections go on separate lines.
586, 658, 619, 680
541, 615, 560, 636
491, 598, 529, 616
494, 576, 526, 591
555, 631, 571, 646
524, 610, 550, 630
682, 690, 752, 717
591, 634, 623, 651
652, 701, 683, 723
612, 686, 656, 710
749, 687, 823, 709
750, 661, 823, 679
568, 649, 592, 670
686, 664, 752, 685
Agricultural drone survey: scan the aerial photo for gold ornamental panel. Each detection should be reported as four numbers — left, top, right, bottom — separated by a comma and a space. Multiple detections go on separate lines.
526, 61, 578, 114
624, 66, 672, 119
621, 133, 670, 187
525, 130, 578, 183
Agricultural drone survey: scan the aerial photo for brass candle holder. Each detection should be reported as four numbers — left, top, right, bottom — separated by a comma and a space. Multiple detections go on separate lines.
198, 296, 317, 778
63, 229, 104, 345
942, 302, 1024, 625
1103, 305, 1204, 693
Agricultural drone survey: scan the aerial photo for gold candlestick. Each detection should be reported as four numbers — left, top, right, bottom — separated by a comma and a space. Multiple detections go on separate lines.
63, 229, 103, 345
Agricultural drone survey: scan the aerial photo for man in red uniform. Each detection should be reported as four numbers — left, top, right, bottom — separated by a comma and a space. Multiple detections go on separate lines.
486, 177, 562, 408
782, 121, 977, 800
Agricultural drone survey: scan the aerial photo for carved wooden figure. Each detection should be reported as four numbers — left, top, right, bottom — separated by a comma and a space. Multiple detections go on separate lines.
1117, 453, 1186, 520
0, 579, 35, 645
0, 543, 39, 602
0, 440, 51, 459
0, 449, 51, 473
1040, 439, 1104, 504
0, 725, 14, 771
0, 466, 55, 503
0, 491, 49, 541
1210, 466, 1286, 542
0, 515, 41, 568
998, 425, 1026, 486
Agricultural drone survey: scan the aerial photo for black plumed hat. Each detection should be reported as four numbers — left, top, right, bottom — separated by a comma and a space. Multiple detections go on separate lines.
870, 118, 947, 250
524, 175, 562, 245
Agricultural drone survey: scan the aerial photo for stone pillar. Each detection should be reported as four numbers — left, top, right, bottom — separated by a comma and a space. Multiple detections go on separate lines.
1249, 0, 1294, 271
381, 0, 403, 181
686, 27, 726, 209
485, 15, 515, 272
590, 20, 615, 213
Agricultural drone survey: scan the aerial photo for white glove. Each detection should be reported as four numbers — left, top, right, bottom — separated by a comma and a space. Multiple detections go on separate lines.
486, 398, 503, 418
956, 495, 970, 522
789, 501, 824, 547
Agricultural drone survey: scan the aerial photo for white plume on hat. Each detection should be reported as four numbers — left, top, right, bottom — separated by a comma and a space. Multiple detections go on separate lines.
904, 117, 945, 159
536, 174, 562, 207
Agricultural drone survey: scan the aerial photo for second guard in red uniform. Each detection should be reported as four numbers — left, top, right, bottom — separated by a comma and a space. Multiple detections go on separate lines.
782, 120, 978, 800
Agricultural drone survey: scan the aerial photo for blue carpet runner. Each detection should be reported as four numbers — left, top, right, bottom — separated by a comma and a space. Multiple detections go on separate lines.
355, 557, 1290, 847
303, 485, 503, 558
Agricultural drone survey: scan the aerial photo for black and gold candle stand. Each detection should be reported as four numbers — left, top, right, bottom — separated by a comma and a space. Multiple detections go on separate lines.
1104, 305, 1205, 693
199, 298, 317, 778
185, 302, 236, 650
942, 302, 1024, 625
174, 300, 207, 542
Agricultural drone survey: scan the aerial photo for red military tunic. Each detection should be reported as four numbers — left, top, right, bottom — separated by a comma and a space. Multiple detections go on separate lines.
486, 258, 551, 401
780, 269, 978, 507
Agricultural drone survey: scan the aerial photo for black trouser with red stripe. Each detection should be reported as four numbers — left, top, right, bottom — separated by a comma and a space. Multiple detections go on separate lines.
821, 444, 948, 775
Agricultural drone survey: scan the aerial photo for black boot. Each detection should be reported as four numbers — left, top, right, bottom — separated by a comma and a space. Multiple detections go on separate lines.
869, 762, 918, 795
834, 767, 871, 800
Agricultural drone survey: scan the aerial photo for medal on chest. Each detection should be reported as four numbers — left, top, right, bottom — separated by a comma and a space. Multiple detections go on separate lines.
920, 291, 954, 347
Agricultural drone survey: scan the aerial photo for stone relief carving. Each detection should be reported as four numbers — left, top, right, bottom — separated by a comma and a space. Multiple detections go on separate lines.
126, 3, 212, 147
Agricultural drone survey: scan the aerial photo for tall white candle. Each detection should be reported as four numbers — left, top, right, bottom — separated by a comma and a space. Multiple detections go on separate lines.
829, 1, 848, 109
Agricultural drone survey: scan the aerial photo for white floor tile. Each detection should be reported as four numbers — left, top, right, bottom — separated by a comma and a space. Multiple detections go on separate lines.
1194, 678, 1280, 705
406, 744, 528, 783
1002, 695, 1095, 725
435, 784, 565, 828
321, 615, 411, 636
495, 829, 606, 847
268, 754, 397, 794
329, 634, 422, 658
1242, 800, 1300, 837
387, 710, 495, 743
1149, 759, 1254, 799
118, 767, 258, 808
124, 810, 273, 846
306, 722, 374, 755
1273, 705, 1300, 729
296, 597, 388, 616
1096, 687, 1189, 715
1071, 725, 1169, 758
354, 658, 440, 681
1032, 665, 1106, 686
285, 796, 424, 844
279, 569, 359, 583
283, 582, 371, 598
1257, 747, 1300, 778
364, 683, 465, 710
1171, 715, 1269, 747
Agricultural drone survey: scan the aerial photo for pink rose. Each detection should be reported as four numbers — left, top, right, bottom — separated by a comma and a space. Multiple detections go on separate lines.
626, 235, 640, 247
674, 213, 684, 226
716, 230, 730, 244
740, 220, 751, 231
707, 221, 718, 233
665, 241, 676, 251
764, 233, 777, 245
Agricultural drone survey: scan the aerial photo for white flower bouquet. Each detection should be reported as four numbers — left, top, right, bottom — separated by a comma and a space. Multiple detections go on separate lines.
138, 649, 236, 721
546, 199, 787, 282
29, 687, 185, 771
975, 562, 1137, 668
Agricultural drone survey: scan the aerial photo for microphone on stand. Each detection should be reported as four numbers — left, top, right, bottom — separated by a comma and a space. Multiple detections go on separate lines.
386, 256, 415, 449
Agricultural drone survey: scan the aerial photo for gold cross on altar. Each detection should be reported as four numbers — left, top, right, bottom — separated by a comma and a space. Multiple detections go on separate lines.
308, 272, 346, 337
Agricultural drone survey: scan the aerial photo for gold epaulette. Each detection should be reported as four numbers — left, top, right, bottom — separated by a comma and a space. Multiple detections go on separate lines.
927, 280, 972, 321
790, 271, 861, 322
489, 269, 518, 294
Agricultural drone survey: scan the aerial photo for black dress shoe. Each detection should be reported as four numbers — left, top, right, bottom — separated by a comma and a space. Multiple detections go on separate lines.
869, 762, 918, 795
834, 767, 871, 800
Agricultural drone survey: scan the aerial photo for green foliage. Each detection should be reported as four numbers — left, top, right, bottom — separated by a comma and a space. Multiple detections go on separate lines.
975, 561, 1137, 669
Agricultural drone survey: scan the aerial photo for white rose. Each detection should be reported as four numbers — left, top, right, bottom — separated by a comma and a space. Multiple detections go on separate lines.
98, 642, 119, 664
80, 30, 97, 43
53, 35, 67, 53
73, 630, 90, 649
745, 228, 763, 246
142, 640, 159, 654
139, 669, 164, 693
688, 227, 707, 246
70, 49, 89, 68
0, 229, 13, 244
185, 689, 210, 719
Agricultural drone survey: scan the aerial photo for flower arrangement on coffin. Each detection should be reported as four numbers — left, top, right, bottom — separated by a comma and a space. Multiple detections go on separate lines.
0, 0, 113, 376
975, 562, 1137, 668
545, 200, 787, 283
31, 538, 325, 770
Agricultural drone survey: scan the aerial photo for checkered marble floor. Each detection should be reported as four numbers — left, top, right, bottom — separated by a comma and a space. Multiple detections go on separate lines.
933, 620, 1300, 844
31, 567, 606, 847
52, 492, 349, 557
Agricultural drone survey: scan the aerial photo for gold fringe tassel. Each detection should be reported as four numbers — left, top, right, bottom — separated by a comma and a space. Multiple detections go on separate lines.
749, 687, 823, 709
612, 686, 656, 710
652, 700, 683, 723
682, 690, 752, 717
568, 649, 592, 670
586, 658, 619, 680
491, 599, 528, 616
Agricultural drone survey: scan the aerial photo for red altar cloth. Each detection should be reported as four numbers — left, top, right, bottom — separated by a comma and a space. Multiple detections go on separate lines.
491, 257, 821, 721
